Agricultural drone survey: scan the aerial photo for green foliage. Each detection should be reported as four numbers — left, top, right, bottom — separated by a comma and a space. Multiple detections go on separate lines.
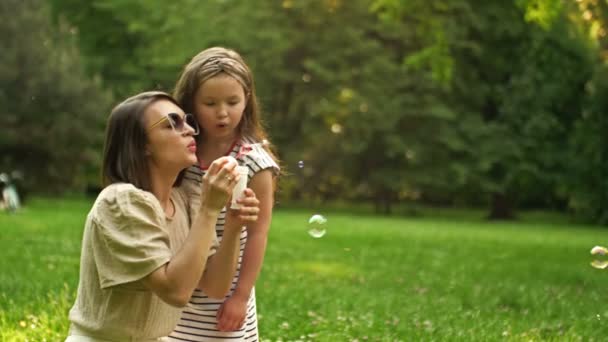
29, 0, 608, 223
0, 0, 112, 193
517, 0, 564, 29
371, 0, 465, 84
568, 64, 608, 224
242, 0, 460, 211
435, 1, 594, 217
48, 0, 164, 97
562, 1, 608, 225
2, 198, 608, 339
47, 0, 463, 211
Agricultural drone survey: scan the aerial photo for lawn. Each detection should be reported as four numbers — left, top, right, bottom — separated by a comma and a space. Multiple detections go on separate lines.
1, 198, 608, 341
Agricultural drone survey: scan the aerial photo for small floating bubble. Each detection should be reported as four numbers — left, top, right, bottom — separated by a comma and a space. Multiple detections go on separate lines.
308, 214, 327, 238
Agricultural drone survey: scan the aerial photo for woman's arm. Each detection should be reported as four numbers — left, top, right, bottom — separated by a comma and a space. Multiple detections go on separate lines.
199, 188, 260, 298
141, 157, 238, 307
142, 208, 220, 307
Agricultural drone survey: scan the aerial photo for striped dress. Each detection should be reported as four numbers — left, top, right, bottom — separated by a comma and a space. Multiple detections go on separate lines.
169, 137, 279, 342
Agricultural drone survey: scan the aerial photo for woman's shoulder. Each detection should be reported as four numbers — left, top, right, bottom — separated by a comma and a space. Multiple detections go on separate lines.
97, 183, 156, 204
93, 183, 163, 223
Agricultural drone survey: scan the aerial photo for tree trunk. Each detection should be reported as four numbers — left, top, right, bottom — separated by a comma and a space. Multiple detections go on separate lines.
374, 190, 392, 215
488, 192, 515, 220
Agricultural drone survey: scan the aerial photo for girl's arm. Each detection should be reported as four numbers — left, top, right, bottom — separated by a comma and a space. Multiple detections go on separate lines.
217, 169, 274, 331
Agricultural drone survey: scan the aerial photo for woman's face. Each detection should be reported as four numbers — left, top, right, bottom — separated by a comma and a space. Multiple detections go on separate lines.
145, 99, 198, 172
193, 74, 247, 142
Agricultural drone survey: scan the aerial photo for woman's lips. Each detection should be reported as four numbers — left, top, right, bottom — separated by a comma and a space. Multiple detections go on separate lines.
187, 141, 197, 153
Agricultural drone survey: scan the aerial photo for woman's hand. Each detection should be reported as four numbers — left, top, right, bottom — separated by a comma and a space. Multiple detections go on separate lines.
200, 157, 240, 211
225, 188, 259, 229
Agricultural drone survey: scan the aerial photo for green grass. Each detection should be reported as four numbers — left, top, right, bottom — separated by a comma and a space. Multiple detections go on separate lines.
1, 198, 608, 341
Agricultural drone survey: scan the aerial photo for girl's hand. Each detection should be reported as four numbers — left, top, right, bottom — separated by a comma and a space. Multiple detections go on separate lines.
216, 294, 248, 331
200, 157, 240, 211
225, 188, 259, 228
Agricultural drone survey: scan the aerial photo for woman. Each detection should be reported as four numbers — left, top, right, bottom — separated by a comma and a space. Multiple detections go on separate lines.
66, 91, 259, 341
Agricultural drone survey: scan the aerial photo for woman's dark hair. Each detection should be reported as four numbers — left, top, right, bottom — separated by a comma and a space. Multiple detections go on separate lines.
101, 91, 185, 191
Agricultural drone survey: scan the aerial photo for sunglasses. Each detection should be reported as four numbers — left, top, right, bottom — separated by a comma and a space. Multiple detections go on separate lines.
148, 113, 199, 135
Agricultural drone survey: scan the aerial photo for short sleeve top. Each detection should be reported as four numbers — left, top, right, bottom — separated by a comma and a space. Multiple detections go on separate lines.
68, 183, 197, 341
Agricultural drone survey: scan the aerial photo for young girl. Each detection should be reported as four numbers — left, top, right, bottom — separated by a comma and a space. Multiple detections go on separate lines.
66, 91, 261, 341
169, 47, 280, 341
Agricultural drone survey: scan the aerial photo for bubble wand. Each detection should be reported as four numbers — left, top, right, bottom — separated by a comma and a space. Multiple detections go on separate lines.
230, 140, 270, 209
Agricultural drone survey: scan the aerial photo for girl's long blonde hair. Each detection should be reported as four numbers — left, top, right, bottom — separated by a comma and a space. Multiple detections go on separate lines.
173, 47, 279, 165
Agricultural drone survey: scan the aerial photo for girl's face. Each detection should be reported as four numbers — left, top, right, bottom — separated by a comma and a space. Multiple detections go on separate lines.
193, 74, 247, 142
145, 99, 198, 172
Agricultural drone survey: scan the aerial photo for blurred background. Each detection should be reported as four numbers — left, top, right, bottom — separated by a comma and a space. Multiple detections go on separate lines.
1, 0, 608, 223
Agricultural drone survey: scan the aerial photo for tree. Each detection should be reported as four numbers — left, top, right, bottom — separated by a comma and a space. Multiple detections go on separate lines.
563, 0, 608, 224
432, 1, 592, 219
0, 0, 112, 193
53, 0, 461, 213
47, 0, 603, 221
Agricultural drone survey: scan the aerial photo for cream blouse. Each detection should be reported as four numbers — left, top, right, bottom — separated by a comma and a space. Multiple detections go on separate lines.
67, 183, 216, 341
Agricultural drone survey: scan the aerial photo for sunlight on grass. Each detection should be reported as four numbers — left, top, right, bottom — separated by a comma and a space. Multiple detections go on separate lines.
0, 283, 73, 342
293, 261, 358, 278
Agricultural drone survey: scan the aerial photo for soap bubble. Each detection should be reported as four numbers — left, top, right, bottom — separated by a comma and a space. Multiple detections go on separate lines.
590, 245, 608, 269
308, 214, 327, 238
591, 260, 608, 269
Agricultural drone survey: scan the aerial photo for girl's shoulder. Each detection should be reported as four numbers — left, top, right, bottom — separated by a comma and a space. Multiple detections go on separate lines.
236, 137, 280, 177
